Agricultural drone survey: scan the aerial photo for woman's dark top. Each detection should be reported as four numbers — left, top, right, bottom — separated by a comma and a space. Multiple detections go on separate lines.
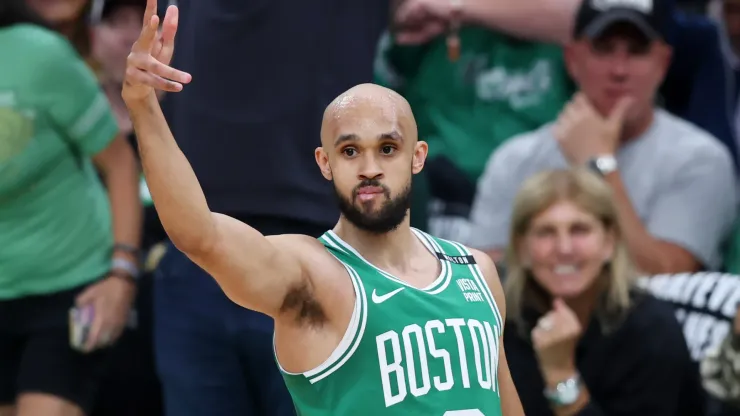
505, 291, 706, 415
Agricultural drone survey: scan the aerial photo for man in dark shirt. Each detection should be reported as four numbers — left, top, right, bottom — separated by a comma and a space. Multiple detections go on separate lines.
152, 0, 388, 414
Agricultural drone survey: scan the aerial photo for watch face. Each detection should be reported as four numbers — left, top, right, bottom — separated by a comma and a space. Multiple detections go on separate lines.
553, 377, 581, 405
587, 159, 604, 176
588, 156, 616, 177
558, 383, 580, 404
596, 157, 616, 172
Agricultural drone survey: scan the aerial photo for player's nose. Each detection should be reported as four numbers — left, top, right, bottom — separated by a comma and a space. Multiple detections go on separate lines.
357, 154, 384, 181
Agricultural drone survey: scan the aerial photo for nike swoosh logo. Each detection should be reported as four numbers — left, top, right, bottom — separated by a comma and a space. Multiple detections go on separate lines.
372, 287, 405, 304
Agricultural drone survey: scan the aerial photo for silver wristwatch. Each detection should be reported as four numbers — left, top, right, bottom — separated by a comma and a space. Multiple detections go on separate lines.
543, 373, 581, 406
587, 155, 618, 177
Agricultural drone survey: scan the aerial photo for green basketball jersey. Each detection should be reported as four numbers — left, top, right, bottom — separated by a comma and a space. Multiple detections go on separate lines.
277, 229, 504, 416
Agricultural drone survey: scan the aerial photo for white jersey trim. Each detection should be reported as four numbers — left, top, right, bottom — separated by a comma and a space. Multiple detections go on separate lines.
273, 252, 366, 380
320, 233, 348, 254
446, 240, 503, 331
326, 229, 450, 293
69, 92, 108, 140
416, 230, 455, 295
308, 262, 368, 384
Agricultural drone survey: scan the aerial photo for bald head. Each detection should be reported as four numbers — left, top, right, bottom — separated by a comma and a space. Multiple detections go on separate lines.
320, 83, 417, 149
315, 84, 425, 233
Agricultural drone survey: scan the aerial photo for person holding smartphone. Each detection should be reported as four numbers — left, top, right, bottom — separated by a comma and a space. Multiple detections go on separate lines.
0, 1, 142, 415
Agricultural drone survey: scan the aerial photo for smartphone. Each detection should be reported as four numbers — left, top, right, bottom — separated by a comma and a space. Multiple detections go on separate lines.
69, 305, 94, 351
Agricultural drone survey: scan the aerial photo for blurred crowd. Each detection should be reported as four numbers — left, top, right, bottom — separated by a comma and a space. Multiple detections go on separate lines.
5, 0, 740, 414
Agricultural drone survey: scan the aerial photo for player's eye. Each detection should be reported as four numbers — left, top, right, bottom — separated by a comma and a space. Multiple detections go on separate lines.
381, 145, 395, 155
343, 147, 357, 157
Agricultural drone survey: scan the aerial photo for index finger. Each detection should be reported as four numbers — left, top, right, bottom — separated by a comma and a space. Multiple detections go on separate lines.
134, 13, 160, 52
143, 0, 158, 28
132, 0, 159, 50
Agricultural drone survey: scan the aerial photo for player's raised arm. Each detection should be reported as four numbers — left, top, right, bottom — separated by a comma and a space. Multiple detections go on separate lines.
122, 0, 305, 316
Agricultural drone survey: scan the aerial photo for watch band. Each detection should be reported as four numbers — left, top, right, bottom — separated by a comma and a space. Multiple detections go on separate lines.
544, 372, 582, 406
587, 155, 618, 177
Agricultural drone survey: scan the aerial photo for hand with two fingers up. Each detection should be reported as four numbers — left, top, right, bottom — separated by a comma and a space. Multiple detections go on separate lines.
122, 0, 192, 104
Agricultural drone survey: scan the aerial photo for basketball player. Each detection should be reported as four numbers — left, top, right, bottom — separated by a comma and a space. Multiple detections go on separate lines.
122, 0, 525, 414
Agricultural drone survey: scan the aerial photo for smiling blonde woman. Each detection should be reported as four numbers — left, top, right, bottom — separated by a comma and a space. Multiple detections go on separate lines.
501, 168, 706, 416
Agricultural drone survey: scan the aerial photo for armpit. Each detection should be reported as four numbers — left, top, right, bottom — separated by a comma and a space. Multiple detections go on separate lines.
280, 280, 327, 328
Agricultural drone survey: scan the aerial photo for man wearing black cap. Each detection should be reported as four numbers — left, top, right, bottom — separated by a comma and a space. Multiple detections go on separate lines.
469, 0, 736, 275
470, 2, 726, 413
575, 0, 669, 40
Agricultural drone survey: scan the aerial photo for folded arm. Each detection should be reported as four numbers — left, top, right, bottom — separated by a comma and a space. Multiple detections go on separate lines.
394, 0, 578, 45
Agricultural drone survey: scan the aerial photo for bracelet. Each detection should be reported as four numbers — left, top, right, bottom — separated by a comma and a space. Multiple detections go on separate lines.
111, 258, 141, 280
113, 243, 141, 257
108, 269, 137, 284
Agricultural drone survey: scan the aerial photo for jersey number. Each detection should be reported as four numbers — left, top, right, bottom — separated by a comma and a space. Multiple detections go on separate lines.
444, 410, 484, 416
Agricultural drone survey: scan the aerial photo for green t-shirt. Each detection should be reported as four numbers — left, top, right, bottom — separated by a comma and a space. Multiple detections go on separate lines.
0, 24, 119, 299
374, 28, 575, 180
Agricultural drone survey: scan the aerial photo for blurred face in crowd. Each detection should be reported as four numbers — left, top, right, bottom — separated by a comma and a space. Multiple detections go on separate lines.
316, 85, 427, 234
564, 22, 672, 125
520, 200, 615, 300
93, 4, 145, 83
26, 0, 87, 24
724, 0, 740, 56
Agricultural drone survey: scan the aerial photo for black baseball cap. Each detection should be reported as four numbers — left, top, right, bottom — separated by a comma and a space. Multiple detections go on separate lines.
573, 0, 672, 41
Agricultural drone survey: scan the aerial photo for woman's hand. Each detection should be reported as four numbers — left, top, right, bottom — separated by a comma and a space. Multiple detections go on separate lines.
531, 298, 583, 385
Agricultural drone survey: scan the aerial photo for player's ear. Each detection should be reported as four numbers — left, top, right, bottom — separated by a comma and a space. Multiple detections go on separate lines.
315, 147, 333, 180
411, 141, 428, 175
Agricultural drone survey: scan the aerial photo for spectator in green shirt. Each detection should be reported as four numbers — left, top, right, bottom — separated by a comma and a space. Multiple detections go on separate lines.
0, 1, 141, 415
375, 0, 577, 238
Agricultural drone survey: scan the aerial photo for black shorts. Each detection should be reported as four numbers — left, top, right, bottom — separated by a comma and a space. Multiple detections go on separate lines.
0, 283, 111, 414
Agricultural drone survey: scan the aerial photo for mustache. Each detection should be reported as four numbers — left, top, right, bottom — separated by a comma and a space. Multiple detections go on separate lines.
352, 179, 391, 199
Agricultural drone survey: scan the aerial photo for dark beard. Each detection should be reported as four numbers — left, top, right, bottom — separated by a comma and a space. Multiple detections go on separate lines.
333, 178, 412, 234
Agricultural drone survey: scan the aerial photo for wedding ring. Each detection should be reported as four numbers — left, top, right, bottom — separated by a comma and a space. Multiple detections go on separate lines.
537, 317, 554, 331
99, 332, 112, 346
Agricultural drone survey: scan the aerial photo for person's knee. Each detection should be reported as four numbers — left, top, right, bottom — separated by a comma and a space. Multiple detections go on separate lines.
15, 393, 84, 416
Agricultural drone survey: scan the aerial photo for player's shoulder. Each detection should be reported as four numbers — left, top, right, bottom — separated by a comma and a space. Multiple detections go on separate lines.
420, 232, 496, 271
267, 233, 328, 254
468, 247, 495, 268
466, 246, 507, 313
426, 233, 498, 278
467, 248, 499, 282
267, 233, 346, 274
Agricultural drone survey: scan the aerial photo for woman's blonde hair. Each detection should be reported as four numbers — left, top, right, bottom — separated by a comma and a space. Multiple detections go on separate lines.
504, 168, 637, 334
